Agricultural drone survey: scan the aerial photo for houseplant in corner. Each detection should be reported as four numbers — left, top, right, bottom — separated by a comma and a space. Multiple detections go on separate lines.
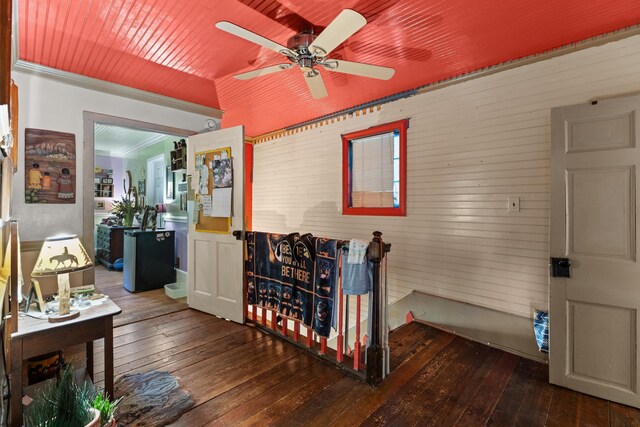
110, 188, 140, 227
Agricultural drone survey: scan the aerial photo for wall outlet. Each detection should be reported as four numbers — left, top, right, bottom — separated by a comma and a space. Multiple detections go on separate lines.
508, 197, 520, 213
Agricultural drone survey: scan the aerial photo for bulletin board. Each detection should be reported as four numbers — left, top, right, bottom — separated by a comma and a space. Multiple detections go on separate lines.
195, 147, 232, 233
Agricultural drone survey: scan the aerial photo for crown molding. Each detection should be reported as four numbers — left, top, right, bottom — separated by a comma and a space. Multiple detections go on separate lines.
96, 134, 168, 158
117, 136, 168, 157
12, 60, 223, 119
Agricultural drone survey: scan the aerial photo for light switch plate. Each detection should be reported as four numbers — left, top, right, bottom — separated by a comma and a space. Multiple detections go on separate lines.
508, 196, 520, 213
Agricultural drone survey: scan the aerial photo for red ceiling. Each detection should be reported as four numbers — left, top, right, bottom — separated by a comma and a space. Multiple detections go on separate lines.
18, 0, 640, 137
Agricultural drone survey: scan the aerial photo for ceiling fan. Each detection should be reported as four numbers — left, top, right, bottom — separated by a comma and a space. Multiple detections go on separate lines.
215, 9, 395, 99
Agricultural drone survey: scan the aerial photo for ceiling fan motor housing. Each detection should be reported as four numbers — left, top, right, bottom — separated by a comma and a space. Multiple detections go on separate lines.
287, 31, 320, 68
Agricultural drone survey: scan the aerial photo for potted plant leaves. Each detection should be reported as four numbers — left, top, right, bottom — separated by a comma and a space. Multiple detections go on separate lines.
24, 364, 121, 427
24, 364, 95, 427
110, 194, 140, 227
91, 391, 122, 427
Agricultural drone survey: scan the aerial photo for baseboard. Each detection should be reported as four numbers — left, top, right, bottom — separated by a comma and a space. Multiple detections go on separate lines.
391, 291, 547, 363
328, 290, 547, 363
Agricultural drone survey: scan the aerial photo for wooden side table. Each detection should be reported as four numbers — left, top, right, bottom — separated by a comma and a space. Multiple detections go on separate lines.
9, 299, 121, 426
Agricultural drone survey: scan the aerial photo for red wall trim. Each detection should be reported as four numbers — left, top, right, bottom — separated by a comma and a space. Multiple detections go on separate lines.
342, 119, 408, 217
244, 142, 253, 230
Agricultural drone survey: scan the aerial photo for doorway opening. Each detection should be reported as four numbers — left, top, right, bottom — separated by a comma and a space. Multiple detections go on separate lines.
83, 112, 195, 287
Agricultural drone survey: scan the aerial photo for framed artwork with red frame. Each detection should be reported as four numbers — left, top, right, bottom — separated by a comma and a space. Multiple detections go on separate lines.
342, 119, 408, 216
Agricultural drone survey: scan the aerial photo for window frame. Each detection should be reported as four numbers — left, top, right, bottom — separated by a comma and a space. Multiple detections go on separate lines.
342, 119, 408, 216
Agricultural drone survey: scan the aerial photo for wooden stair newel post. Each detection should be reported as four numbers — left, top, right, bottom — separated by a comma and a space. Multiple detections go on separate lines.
366, 231, 384, 385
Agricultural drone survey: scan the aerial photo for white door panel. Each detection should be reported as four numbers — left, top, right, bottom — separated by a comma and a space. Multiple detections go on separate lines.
550, 95, 640, 407
187, 126, 245, 323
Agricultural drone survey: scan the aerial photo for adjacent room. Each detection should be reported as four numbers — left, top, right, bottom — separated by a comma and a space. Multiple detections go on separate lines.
1, 0, 640, 425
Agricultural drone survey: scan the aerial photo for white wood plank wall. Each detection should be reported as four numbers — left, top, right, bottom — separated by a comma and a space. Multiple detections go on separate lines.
252, 35, 640, 320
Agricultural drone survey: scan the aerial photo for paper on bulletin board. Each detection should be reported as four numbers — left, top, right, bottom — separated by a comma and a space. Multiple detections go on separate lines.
188, 201, 198, 224
212, 159, 232, 188
196, 164, 210, 195
211, 187, 232, 217
201, 194, 213, 217
194, 146, 232, 233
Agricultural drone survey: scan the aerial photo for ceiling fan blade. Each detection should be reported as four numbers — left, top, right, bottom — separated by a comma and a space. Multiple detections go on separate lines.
309, 9, 366, 57
234, 64, 293, 80
216, 21, 292, 56
321, 59, 394, 80
302, 68, 328, 99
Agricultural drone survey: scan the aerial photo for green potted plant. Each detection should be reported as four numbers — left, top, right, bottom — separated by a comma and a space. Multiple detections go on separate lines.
91, 391, 122, 427
24, 363, 121, 427
24, 364, 98, 427
110, 191, 140, 227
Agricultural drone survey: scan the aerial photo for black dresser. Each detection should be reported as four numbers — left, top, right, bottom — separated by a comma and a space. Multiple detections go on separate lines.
95, 225, 138, 269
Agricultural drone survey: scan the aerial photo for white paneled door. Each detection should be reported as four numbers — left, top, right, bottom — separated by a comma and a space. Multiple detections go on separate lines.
550, 95, 640, 407
187, 126, 245, 323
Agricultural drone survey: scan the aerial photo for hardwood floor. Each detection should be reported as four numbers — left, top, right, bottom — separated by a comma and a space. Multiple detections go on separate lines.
93, 265, 188, 327
82, 266, 640, 426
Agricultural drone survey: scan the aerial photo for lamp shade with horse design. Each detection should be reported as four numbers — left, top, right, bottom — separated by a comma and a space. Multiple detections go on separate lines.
32, 235, 93, 319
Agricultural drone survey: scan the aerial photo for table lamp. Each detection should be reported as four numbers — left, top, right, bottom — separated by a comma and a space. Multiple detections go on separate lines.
31, 235, 93, 322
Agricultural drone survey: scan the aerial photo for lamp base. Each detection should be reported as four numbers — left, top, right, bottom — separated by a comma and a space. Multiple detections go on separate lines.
48, 309, 80, 323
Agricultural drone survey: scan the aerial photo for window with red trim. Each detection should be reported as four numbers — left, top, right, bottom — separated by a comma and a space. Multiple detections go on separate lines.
342, 119, 407, 216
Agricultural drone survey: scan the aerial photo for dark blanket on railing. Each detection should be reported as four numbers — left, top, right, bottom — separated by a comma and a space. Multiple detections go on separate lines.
245, 231, 338, 337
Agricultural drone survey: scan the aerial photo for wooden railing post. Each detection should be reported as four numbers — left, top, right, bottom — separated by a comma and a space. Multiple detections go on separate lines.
366, 231, 384, 385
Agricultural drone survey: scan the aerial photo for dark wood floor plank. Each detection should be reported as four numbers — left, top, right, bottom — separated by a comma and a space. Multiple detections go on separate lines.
124, 330, 268, 380
111, 308, 200, 337
173, 354, 319, 426
455, 351, 520, 426
110, 313, 222, 347
363, 337, 472, 425
575, 394, 610, 427
180, 340, 302, 405
610, 401, 640, 427
318, 329, 456, 426
488, 357, 541, 426
85, 268, 640, 426
274, 325, 440, 427
92, 328, 266, 387
271, 374, 361, 427
379, 339, 490, 426
240, 371, 346, 426
388, 321, 439, 369
426, 346, 502, 426
208, 360, 345, 426
90, 317, 247, 367
94, 265, 188, 327
546, 386, 580, 426
510, 359, 554, 426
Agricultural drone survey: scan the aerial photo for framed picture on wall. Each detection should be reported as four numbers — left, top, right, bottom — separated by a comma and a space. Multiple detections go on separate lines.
166, 166, 174, 199
25, 128, 76, 204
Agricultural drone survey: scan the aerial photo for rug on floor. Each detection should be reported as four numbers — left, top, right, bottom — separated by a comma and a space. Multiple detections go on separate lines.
114, 370, 194, 426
